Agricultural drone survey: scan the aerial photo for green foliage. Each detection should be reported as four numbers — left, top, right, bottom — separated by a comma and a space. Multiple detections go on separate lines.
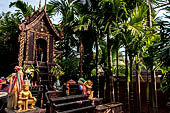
50, 65, 64, 79
0, 0, 169, 94
56, 57, 80, 80
158, 66, 170, 92
22, 64, 39, 80
0, 11, 21, 75
9, 0, 34, 19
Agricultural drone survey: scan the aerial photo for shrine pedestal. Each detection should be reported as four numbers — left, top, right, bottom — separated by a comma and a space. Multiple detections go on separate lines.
5, 107, 46, 113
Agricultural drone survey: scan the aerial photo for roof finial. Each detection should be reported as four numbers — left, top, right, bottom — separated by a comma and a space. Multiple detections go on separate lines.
34, 6, 35, 12
44, 0, 47, 11
38, 0, 41, 11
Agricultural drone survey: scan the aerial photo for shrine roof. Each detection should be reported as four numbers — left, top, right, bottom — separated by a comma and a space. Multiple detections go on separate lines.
19, 9, 63, 40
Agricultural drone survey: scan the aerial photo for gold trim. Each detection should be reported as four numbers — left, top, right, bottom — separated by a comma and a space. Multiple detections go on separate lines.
47, 35, 50, 62
30, 30, 52, 37
26, 31, 29, 61
33, 32, 36, 61
53, 37, 55, 62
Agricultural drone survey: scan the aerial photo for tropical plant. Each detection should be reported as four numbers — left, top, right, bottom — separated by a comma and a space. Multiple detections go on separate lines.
50, 65, 64, 80
0, 11, 21, 75
121, 3, 148, 112
22, 64, 39, 80
9, 0, 34, 19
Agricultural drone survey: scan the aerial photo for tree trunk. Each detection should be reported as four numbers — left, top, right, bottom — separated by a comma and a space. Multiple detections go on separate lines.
147, 0, 152, 27
151, 68, 158, 113
107, 34, 112, 71
80, 40, 83, 77
96, 32, 99, 98
136, 54, 141, 113
146, 68, 150, 113
129, 54, 134, 113
167, 87, 170, 113
106, 32, 115, 103
125, 47, 129, 112
147, 1, 158, 112
116, 47, 119, 102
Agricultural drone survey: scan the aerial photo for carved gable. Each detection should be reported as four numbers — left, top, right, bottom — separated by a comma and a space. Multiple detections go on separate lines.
33, 19, 50, 34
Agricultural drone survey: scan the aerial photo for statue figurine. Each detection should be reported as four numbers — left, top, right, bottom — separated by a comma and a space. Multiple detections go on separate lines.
84, 80, 94, 99
17, 81, 37, 112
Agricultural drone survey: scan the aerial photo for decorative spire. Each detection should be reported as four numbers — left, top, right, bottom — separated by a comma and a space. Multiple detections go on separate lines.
34, 6, 35, 12
44, 0, 47, 11
38, 0, 41, 11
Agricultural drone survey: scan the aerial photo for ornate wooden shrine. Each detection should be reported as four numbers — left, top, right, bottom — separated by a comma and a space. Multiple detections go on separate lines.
18, 6, 62, 84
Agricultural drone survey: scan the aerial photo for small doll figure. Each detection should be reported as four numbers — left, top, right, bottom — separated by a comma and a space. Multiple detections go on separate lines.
7, 66, 24, 109
78, 78, 87, 95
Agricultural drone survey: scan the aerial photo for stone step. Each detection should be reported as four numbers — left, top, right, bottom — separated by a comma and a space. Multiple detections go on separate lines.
24, 61, 35, 65
53, 99, 92, 111
37, 61, 47, 66
50, 95, 89, 104
38, 68, 48, 73
40, 80, 49, 85
37, 66, 48, 69
56, 105, 95, 113
47, 62, 56, 66
95, 102, 124, 113
39, 73, 48, 76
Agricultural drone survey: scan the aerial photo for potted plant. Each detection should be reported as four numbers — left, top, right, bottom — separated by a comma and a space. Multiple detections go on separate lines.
23, 65, 39, 85
50, 64, 64, 89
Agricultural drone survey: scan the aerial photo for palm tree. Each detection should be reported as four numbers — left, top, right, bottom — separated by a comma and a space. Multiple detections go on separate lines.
112, 35, 123, 102
152, 1, 170, 112
146, 0, 159, 113
121, 3, 148, 112
49, 0, 81, 79
98, 0, 128, 103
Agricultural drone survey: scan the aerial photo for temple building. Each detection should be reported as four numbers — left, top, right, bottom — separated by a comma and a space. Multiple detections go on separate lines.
18, 5, 62, 85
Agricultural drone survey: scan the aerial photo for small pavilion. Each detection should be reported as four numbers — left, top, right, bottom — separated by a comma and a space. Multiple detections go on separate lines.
18, 4, 62, 85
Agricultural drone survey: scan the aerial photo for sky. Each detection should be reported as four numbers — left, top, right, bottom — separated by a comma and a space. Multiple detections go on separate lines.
0, 0, 168, 24
0, 0, 49, 13
0, 0, 61, 24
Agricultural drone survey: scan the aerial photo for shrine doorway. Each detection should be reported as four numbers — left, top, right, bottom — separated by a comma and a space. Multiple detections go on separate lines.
36, 39, 47, 62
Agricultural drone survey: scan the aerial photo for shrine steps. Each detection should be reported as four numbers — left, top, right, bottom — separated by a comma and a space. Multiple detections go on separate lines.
36, 61, 56, 86
53, 99, 92, 109
56, 105, 95, 113
37, 61, 47, 66
53, 99, 93, 111
52, 96, 95, 113
50, 94, 89, 104
37, 61, 50, 85
38, 66, 48, 72
46, 92, 95, 113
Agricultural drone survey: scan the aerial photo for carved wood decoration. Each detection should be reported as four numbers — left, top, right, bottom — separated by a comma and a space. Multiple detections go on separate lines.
18, 31, 26, 66
18, 9, 62, 66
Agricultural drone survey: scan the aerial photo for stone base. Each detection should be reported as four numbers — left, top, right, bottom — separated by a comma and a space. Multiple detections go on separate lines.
91, 98, 103, 105
95, 102, 123, 113
5, 107, 46, 113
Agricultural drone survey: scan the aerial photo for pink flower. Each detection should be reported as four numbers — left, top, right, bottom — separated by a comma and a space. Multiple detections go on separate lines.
76, 100, 83, 104
14, 66, 22, 71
